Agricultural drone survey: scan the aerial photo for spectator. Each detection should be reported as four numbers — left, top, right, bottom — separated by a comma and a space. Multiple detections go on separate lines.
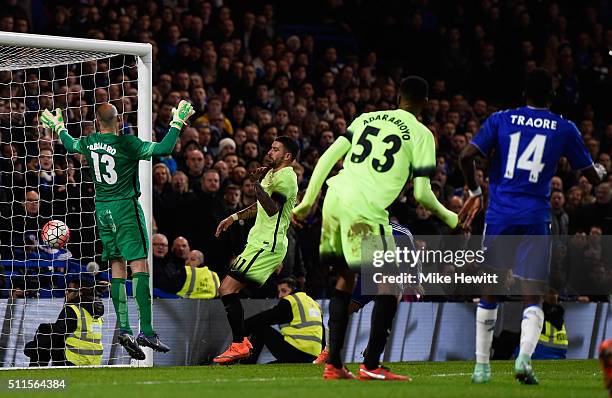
152, 233, 183, 296
575, 183, 611, 234
551, 189, 569, 236
171, 236, 190, 264
183, 149, 206, 191
223, 184, 241, 214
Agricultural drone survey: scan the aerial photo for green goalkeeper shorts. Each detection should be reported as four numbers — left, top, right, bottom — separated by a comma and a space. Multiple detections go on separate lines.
96, 198, 149, 262
320, 189, 394, 270
228, 243, 286, 286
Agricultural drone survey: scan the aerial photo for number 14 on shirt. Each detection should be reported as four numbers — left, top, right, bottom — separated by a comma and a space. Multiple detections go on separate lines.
504, 131, 547, 183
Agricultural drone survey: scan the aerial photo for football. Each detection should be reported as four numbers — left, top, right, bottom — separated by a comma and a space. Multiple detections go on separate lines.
41, 219, 70, 249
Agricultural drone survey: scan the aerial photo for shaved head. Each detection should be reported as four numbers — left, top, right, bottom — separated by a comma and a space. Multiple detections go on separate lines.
96, 103, 118, 129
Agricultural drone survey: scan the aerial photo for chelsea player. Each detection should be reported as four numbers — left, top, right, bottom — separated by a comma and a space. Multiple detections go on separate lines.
459, 69, 605, 384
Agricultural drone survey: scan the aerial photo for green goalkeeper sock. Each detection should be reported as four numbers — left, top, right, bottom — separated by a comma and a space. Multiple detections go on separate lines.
132, 272, 154, 337
111, 278, 132, 335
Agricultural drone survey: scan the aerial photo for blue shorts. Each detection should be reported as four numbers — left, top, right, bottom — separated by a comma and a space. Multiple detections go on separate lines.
352, 222, 415, 308
482, 223, 551, 282
351, 278, 374, 309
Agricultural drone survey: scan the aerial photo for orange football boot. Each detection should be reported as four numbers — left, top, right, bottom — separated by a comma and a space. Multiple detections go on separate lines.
323, 363, 356, 380
313, 347, 329, 364
213, 339, 252, 364
357, 364, 411, 381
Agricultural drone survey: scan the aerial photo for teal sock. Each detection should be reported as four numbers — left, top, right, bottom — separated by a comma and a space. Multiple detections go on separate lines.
111, 278, 132, 335
132, 272, 154, 336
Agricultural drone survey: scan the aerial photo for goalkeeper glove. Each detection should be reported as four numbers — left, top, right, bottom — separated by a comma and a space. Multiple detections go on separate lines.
594, 163, 607, 181
40, 108, 65, 134
170, 100, 195, 129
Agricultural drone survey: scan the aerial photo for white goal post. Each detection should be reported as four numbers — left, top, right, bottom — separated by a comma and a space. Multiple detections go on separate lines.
0, 32, 153, 368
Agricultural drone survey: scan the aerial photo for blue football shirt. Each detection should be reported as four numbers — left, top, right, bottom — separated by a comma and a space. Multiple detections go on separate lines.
471, 106, 593, 225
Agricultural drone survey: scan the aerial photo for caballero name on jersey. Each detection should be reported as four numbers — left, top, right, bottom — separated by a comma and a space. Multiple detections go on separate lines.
87, 143, 117, 155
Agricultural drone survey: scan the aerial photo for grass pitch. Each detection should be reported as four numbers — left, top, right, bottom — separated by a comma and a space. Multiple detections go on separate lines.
0, 360, 604, 398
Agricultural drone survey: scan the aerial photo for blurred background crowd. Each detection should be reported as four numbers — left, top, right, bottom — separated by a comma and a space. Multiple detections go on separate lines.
0, 0, 610, 300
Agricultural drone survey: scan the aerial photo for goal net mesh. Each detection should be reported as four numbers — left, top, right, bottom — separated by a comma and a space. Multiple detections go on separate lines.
0, 44, 145, 367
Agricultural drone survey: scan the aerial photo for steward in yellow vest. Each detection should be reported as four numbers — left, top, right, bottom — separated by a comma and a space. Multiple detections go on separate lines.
531, 300, 568, 359
24, 279, 104, 366
177, 250, 220, 299
177, 265, 220, 298
243, 277, 323, 363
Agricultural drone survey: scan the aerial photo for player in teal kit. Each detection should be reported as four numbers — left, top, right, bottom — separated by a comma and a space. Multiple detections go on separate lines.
40, 100, 195, 360
293, 77, 458, 380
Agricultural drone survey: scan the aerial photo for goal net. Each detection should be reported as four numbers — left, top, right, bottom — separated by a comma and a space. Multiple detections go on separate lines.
0, 33, 153, 368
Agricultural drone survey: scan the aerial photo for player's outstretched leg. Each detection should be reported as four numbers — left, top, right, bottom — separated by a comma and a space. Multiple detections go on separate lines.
600, 339, 612, 397
472, 297, 497, 383
514, 303, 544, 385
358, 295, 409, 381
131, 260, 170, 353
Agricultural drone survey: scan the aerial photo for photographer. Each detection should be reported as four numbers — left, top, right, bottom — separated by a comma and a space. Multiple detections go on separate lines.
24, 278, 104, 366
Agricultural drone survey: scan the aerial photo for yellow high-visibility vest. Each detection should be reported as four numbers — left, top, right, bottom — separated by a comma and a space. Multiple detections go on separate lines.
280, 292, 323, 356
538, 320, 568, 349
177, 266, 220, 299
64, 304, 104, 366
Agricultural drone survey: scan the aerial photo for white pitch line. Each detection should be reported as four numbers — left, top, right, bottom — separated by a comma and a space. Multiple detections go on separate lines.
431, 372, 472, 377
94, 376, 321, 386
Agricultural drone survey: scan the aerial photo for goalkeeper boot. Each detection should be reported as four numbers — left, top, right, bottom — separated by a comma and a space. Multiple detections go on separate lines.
137, 332, 170, 353
471, 362, 491, 384
599, 339, 612, 397
323, 363, 356, 380
357, 364, 411, 381
514, 354, 539, 385
313, 347, 329, 364
214, 340, 251, 364
118, 332, 146, 360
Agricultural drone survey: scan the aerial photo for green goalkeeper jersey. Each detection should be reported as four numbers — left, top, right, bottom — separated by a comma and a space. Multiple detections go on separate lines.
326, 109, 436, 221
62, 130, 177, 201
247, 166, 298, 253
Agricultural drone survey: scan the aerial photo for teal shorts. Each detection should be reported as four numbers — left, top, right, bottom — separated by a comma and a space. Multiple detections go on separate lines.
228, 243, 286, 285
96, 198, 149, 262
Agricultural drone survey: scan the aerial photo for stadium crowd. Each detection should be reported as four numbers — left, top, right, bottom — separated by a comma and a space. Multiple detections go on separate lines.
0, 0, 610, 300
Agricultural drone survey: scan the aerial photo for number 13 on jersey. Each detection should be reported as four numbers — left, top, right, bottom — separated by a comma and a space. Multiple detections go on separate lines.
91, 152, 118, 184
504, 131, 546, 183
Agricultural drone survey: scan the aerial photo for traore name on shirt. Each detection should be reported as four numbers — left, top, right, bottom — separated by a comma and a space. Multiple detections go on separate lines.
510, 114, 557, 130
87, 142, 117, 155
363, 113, 410, 133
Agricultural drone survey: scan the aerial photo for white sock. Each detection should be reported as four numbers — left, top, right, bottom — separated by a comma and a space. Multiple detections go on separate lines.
475, 301, 498, 364
324, 326, 330, 351
518, 305, 544, 359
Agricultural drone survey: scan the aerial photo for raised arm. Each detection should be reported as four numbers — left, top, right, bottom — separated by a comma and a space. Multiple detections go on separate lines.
40, 109, 84, 154
292, 136, 351, 219
413, 177, 458, 228
151, 100, 195, 156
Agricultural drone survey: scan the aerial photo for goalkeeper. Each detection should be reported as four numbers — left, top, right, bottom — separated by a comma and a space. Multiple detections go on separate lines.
40, 100, 194, 360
